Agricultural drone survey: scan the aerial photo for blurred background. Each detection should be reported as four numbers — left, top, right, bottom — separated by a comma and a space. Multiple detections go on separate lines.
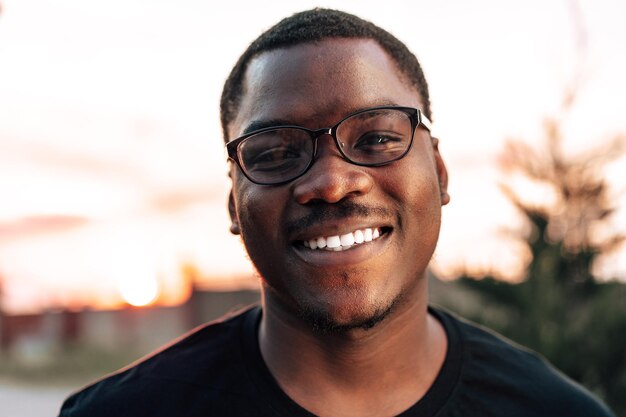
1, 0, 625, 415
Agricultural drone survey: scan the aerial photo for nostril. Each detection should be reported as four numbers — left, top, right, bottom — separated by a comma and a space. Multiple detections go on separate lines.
292, 157, 374, 205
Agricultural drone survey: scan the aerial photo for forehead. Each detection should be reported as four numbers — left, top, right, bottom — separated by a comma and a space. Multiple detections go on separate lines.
229, 38, 423, 138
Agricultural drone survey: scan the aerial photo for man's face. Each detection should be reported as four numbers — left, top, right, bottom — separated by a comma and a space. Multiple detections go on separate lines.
228, 38, 448, 331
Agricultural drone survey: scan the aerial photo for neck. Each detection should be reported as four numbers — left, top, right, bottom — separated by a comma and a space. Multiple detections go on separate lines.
258, 282, 447, 417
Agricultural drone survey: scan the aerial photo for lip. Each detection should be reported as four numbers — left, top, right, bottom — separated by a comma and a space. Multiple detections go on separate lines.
290, 220, 391, 243
292, 228, 392, 267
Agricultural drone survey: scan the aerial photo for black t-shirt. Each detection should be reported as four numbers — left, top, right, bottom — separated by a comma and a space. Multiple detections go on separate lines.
59, 306, 614, 416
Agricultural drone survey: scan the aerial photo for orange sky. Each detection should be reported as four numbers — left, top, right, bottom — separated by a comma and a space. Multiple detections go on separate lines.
0, 0, 625, 314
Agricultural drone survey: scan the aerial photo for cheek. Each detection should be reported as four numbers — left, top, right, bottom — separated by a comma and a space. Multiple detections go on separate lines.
233, 182, 297, 294
234, 184, 254, 223
385, 156, 442, 213
234, 181, 285, 252
236, 185, 265, 235
383, 156, 443, 253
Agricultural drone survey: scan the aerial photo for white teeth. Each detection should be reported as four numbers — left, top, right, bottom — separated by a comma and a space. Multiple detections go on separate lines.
326, 236, 341, 248
340, 233, 355, 246
302, 227, 384, 251
354, 229, 364, 244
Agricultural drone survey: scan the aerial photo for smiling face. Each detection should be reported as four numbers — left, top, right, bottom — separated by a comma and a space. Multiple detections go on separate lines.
228, 38, 448, 332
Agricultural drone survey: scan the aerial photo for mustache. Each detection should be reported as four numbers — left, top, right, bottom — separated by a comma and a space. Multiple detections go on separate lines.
285, 201, 393, 236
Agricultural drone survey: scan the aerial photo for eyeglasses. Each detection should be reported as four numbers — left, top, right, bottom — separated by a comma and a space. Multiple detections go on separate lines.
225, 106, 431, 185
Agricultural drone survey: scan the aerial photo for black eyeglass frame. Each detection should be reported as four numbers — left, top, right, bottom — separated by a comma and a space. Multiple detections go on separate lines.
225, 106, 432, 185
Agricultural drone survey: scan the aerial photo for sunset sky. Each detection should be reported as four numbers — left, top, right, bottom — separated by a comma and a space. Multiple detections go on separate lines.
1, 0, 625, 314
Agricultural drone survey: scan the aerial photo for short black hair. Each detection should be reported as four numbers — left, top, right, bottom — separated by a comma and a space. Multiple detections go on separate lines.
220, 8, 431, 141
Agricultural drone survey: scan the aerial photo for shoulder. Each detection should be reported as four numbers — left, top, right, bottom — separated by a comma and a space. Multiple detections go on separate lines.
433, 307, 615, 417
59, 306, 261, 417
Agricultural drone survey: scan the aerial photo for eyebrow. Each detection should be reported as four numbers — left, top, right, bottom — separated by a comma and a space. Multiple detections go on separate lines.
242, 119, 291, 135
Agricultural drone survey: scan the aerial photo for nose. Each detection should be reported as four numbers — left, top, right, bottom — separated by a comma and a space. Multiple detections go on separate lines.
293, 136, 373, 205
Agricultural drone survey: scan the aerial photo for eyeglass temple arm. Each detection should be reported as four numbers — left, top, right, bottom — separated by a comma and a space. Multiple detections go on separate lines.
419, 112, 432, 133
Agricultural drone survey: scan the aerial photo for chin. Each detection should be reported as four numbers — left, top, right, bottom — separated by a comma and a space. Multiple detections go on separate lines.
262, 264, 419, 334
295, 292, 401, 335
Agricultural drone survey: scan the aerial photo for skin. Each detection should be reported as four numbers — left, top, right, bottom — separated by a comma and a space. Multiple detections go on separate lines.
227, 38, 450, 417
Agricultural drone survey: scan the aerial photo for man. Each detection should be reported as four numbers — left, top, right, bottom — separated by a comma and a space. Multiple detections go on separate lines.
60, 9, 614, 416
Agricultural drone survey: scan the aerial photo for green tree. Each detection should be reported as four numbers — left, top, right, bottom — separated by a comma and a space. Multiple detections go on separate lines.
439, 3, 626, 412
451, 115, 626, 414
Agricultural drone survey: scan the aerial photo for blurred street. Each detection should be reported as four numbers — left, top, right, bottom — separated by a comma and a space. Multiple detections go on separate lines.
0, 382, 75, 417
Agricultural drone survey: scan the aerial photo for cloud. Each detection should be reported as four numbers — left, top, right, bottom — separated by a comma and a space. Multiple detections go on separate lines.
0, 139, 143, 180
149, 187, 225, 214
0, 215, 89, 241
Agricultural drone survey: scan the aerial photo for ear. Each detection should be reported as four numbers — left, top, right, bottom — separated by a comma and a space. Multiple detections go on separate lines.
227, 168, 241, 235
228, 188, 241, 235
431, 137, 450, 206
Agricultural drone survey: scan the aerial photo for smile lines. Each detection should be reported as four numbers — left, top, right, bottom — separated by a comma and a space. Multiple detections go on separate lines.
302, 227, 382, 252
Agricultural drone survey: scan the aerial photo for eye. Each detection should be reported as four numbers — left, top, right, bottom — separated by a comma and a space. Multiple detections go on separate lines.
353, 132, 405, 153
248, 147, 304, 171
